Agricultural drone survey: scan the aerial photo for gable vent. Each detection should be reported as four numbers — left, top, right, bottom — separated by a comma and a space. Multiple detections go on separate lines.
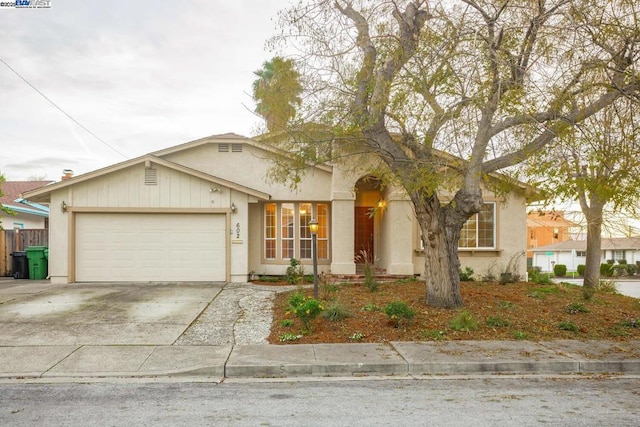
144, 168, 158, 185
218, 143, 230, 152
231, 143, 243, 152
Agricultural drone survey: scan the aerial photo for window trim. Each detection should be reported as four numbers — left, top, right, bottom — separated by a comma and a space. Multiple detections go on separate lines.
262, 202, 331, 263
416, 202, 497, 252
458, 202, 496, 250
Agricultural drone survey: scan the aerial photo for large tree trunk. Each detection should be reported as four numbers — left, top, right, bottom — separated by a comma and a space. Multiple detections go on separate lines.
583, 210, 603, 294
414, 191, 481, 308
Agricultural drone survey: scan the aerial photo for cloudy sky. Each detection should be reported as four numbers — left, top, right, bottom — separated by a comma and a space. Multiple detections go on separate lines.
0, 0, 291, 181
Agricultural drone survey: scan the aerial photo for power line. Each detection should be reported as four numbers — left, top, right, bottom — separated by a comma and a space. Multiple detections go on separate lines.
0, 56, 128, 159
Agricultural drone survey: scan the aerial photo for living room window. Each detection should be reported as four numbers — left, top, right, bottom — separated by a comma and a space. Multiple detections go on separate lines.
458, 203, 496, 249
264, 202, 330, 261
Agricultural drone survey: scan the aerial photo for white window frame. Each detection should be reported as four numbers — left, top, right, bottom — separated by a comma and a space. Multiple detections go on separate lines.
459, 202, 496, 250
263, 202, 330, 262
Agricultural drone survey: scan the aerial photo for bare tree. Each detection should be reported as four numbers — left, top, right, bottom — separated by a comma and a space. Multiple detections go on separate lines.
269, 0, 640, 307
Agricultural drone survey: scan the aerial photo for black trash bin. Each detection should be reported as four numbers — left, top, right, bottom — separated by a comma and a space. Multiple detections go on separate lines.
10, 251, 29, 279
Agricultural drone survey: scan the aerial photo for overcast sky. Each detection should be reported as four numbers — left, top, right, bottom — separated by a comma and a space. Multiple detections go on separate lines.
0, 0, 291, 181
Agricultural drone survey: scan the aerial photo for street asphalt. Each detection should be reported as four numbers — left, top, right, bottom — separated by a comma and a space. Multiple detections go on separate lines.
0, 278, 638, 381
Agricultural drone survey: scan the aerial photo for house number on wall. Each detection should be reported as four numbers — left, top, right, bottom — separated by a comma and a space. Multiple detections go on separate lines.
236, 223, 240, 239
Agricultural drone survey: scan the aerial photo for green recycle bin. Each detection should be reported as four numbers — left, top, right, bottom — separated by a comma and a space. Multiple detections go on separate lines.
26, 246, 48, 280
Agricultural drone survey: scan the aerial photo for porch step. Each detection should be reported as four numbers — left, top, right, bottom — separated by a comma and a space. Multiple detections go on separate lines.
325, 272, 417, 284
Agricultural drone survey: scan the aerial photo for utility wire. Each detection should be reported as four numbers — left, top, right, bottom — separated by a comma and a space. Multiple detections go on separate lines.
0, 56, 128, 159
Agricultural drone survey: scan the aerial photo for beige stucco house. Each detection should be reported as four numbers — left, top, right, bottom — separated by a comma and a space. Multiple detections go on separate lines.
22, 133, 529, 284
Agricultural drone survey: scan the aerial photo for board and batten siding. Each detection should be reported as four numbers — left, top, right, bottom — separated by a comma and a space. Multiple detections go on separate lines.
67, 164, 223, 209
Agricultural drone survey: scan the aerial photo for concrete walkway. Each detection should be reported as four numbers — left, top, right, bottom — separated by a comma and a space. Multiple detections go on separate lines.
0, 278, 639, 381
1, 340, 639, 380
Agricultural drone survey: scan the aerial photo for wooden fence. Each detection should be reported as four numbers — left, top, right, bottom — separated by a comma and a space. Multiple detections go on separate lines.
0, 229, 49, 277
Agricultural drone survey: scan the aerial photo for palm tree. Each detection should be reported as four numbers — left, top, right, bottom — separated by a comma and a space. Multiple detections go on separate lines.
252, 57, 302, 132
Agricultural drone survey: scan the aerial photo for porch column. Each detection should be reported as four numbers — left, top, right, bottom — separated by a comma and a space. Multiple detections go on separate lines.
384, 193, 415, 275
330, 191, 356, 275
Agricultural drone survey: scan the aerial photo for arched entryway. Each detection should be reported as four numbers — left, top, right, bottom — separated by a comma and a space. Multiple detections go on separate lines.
354, 176, 382, 264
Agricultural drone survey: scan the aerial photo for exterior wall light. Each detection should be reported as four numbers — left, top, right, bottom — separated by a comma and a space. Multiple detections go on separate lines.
230, 202, 237, 214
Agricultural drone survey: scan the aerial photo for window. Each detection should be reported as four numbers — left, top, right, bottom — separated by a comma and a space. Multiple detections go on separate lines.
263, 202, 330, 261
299, 203, 312, 259
281, 203, 295, 260
264, 203, 277, 259
576, 251, 587, 257
458, 203, 495, 249
613, 250, 625, 261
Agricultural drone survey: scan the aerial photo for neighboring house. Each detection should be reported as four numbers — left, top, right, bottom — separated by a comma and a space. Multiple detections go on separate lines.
526, 210, 578, 262
0, 181, 52, 230
531, 237, 640, 272
22, 133, 531, 284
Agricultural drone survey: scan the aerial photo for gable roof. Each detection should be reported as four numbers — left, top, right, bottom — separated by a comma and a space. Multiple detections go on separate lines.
152, 132, 333, 173
531, 237, 640, 252
527, 211, 579, 228
1, 181, 53, 217
21, 154, 271, 203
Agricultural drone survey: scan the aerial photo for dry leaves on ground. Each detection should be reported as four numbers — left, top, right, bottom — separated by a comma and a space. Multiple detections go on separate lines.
263, 279, 640, 344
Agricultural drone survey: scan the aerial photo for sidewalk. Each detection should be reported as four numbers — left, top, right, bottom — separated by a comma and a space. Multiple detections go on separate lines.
1, 340, 639, 381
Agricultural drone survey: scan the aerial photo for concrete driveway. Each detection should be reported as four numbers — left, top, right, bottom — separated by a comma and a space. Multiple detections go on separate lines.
0, 279, 238, 346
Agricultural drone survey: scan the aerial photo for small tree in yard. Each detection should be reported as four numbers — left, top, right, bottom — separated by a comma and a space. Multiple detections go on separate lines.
527, 96, 640, 296
265, 0, 640, 308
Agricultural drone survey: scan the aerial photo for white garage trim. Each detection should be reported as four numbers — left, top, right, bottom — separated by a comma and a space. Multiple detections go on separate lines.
69, 208, 230, 282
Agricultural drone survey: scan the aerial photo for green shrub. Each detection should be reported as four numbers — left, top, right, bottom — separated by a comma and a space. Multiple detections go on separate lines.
553, 264, 567, 277
576, 264, 585, 276
449, 310, 478, 332
527, 285, 560, 299
612, 264, 628, 277
258, 275, 282, 283
513, 331, 529, 340
557, 321, 579, 332
620, 318, 639, 328
280, 319, 294, 327
600, 263, 613, 277
627, 264, 638, 276
597, 280, 618, 294
384, 301, 416, 327
530, 271, 553, 284
565, 302, 589, 314
618, 259, 628, 265
287, 293, 323, 331
362, 303, 382, 312
322, 302, 352, 322
459, 267, 474, 281
285, 258, 305, 285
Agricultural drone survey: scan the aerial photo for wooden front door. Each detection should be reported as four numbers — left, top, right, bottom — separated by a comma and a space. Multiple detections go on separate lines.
354, 207, 374, 259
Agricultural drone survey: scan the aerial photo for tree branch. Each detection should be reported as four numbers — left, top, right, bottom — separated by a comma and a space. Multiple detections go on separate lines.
482, 83, 640, 174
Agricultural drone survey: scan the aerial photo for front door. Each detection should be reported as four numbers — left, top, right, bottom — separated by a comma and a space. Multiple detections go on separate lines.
354, 207, 374, 260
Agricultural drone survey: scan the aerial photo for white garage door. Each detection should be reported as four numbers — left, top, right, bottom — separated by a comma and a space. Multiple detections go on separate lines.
75, 213, 226, 282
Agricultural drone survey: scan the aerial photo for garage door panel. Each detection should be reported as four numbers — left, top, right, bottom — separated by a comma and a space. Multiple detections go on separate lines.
75, 213, 226, 282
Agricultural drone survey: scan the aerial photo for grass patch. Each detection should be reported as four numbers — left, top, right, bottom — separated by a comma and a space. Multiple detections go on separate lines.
557, 321, 579, 333
449, 310, 478, 332
565, 302, 590, 314
486, 316, 510, 327
322, 302, 352, 322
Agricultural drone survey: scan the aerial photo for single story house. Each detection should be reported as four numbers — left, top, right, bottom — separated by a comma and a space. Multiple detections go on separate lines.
0, 180, 53, 230
531, 237, 640, 272
22, 133, 530, 284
